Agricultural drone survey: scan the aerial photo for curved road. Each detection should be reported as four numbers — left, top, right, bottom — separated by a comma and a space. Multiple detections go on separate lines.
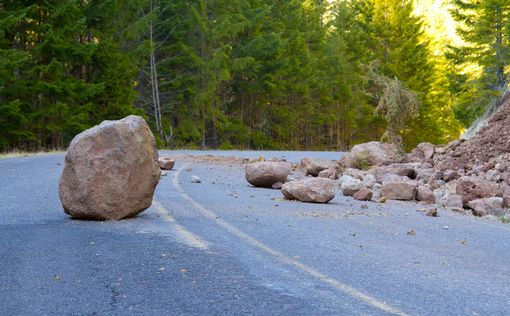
1, 151, 510, 315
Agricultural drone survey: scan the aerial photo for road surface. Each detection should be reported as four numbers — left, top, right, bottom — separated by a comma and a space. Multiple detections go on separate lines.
1, 151, 509, 315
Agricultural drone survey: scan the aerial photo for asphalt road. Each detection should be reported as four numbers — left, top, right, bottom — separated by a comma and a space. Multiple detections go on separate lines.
1, 151, 510, 315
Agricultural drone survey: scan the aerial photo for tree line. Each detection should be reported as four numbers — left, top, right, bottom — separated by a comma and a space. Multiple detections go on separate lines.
1, 0, 509, 152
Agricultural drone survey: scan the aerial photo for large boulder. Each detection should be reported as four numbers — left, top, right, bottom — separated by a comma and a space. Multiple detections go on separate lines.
246, 162, 291, 188
381, 178, 418, 201
456, 176, 500, 207
281, 178, 335, 203
59, 116, 161, 220
439, 193, 464, 209
417, 186, 436, 204
340, 141, 402, 168
371, 163, 422, 182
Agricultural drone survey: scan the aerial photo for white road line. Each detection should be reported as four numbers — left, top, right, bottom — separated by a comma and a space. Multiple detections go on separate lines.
173, 163, 410, 316
153, 199, 209, 249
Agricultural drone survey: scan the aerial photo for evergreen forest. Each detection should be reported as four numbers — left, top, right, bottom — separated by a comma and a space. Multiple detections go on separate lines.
1, 0, 509, 151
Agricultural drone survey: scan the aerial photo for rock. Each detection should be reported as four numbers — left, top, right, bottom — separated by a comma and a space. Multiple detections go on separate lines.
443, 170, 458, 182
245, 162, 291, 188
340, 141, 402, 168
343, 168, 367, 180
417, 186, 435, 204
191, 175, 201, 183
158, 157, 175, 170
300, 158, 336, 177
372, 183, 382, 201
409, 142, 435, 162
456, 176, 500, 207
281, 178, 336, 203
381, 179, 418, 201
372, 163, 419, 182
318, 168, 337, 180
361, 174, 377, 188
161, 171, 167, 177
353, 188, 373, 201
503, 196, 510, 208
59, 115, 160, 220
426, 207, 438, 217
272, 182, 283, 190
340, 175, 363, 196
415, 168, 435, 182
468, 197, 505, 217
439, 193, 463, 209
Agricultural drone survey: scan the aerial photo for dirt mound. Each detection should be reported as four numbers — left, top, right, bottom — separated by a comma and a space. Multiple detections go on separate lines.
433, 92, 510, 172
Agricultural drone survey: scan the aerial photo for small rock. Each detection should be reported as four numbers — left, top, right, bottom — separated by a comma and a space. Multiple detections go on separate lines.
191, 175, 201, 183
439, 193, 463, 209
361, 174, 377, 188
158, 157, 175, 170
407, 229, 416, 236
161, 171, 168, 177
417, 186, 435, 204
425, 207, 438, 217
443, 225, 449, 230
318, 168, 337, 179
300, 158, 336, 177
272, 182, 283, 190
353, 188, 373, 201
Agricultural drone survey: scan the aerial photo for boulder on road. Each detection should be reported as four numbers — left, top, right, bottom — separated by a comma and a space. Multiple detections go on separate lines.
158, 157, 175, 170
468, 197, 505, 217
340, 141, 401, 169
282, 178, 335, 203
246, 162, 291, 188
381, 178, 418, 201
417, 186, 436, 204
339, 175, 363, 196
439, 193, 464, 209
59, 115, 161, 220
456, 176, 500, 207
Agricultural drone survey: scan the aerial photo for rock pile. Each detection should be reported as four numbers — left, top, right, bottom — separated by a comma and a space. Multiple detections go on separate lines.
59, 116, 161, 220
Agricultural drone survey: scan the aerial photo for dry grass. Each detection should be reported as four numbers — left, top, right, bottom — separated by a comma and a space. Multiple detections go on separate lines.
0, 150, 65, 159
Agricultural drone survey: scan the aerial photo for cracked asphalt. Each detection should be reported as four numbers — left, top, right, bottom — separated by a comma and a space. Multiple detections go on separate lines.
1, 151, 510, 315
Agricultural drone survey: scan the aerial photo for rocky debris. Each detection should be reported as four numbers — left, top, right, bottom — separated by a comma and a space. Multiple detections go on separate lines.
372, 183, 382, 201
300, 158, 336, 177
158, 157, 175, 170
467, 197, 505, 217
191, 175, 201, 183
361, 174, 377, 188
381, 177, 418, 201
439, 193, 464, 209
161, 171, 168, 177
343, 168, 367, 180
59, 115, 160, 220
340, 141, 402, 169
339, 175, 363, 196
417, 186, 436, 204
408, 142, 435, 162
456, 176, 500, 207
281, 178, 335, 203
353, 188, 373, 201
443, 170, 458, 182
504, 196, 510, 208
245, 161, 291, 188
318, 168, 337, 180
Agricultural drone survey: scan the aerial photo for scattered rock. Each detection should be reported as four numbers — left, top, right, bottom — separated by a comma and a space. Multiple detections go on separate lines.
467, 197, 505, 217
381, 179, 418, 201
191, 175, 201, 183
353, 188, 373, 201
161, 171, 167, 177
340, 141, 402, 168
372, 183, 383, 201
407, 229, 416, 236
245, 162, 291, 188
417, 186, 436, 204
59, 115, 160, 220
158, 157, 175, 170
361, 174, 376, 188
340, 175, 363, 196
281, 178, 336, 203
425, 207, 438, 217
